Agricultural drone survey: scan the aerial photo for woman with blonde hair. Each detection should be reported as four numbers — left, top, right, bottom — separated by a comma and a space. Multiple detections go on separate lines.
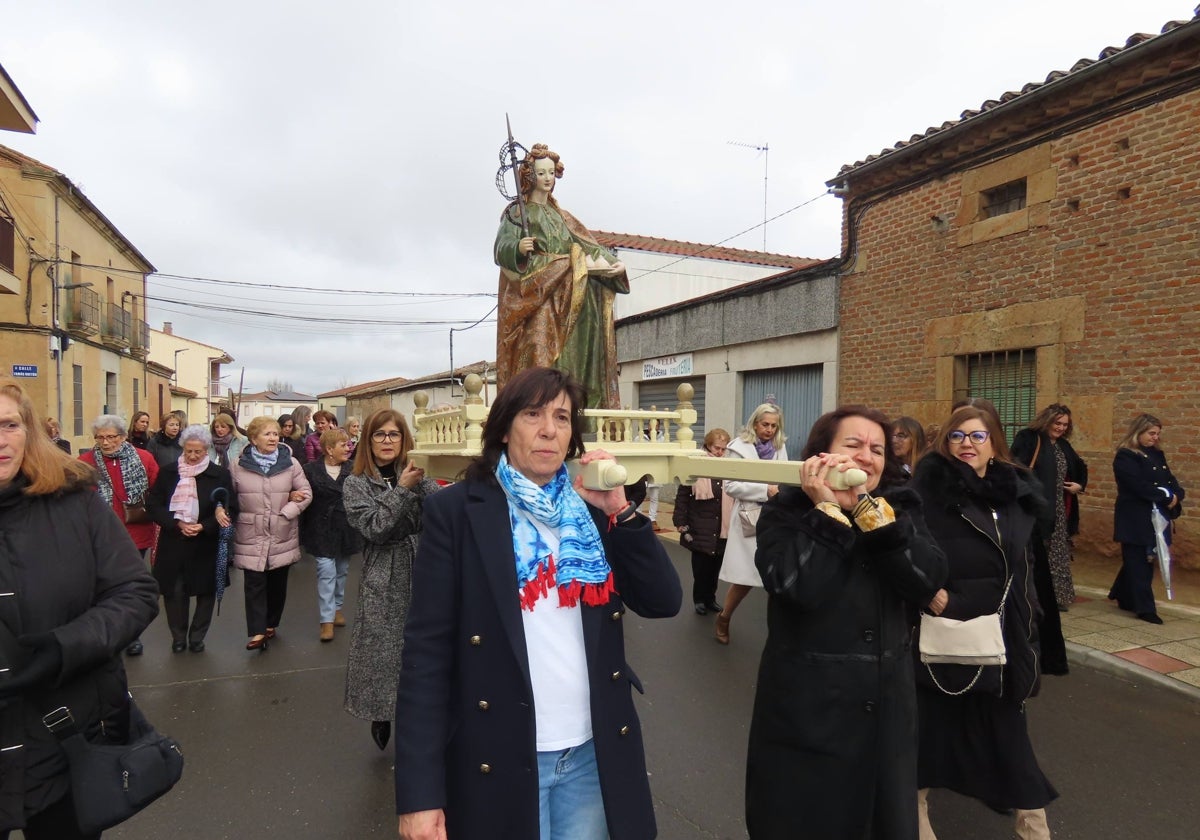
230, 416, 312, 650
1108, 413, 1184, 624
0, 379, 158, 837
147, 411, 184, 468
343, 408, 439, 749
673, 428, 732, 615
715, 403, 787, 644
208, 412, 246, 469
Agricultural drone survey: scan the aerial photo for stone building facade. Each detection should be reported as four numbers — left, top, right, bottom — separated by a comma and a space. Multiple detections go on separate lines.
828, 13, 1200, 565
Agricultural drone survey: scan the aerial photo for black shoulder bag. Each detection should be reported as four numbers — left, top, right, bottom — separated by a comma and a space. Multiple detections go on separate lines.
42, 699, 184, 834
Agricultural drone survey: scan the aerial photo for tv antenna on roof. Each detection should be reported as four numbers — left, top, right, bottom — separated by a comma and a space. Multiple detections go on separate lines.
728, 140, 769, 251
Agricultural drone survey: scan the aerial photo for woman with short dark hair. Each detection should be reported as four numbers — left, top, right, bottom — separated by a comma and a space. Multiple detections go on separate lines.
302, 428, 361, 643
147, 412, 183, 468
394, 367, 681, 840
748, 405, 945, 839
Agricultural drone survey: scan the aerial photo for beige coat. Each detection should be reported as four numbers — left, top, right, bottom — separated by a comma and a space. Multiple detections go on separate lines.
230, 447, 312, 572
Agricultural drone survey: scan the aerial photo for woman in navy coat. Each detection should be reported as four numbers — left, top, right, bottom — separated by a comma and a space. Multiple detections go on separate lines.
1109, 413, 1184, 624
394, 368, 681, 840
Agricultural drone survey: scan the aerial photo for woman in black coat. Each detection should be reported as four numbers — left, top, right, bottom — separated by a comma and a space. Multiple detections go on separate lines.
0, 379, 159, 838
146, 413, 183, 468
1011, 403, 1088, 675
1108, 413, 1184, 624
748, 406, 946, 840
394, 368, 681, 840
911, 406, 1057, 839
672, 428, 731, 615
301, 428, 362, 642
146, 425, 236, 654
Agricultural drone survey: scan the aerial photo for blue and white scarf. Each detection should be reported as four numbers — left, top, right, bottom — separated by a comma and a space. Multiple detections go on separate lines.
496, 453, 614, 611
249, 446, 280, 475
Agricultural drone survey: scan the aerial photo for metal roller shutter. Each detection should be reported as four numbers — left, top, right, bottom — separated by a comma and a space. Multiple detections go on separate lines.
742, 366, 823, 460
637, 377, 706, 442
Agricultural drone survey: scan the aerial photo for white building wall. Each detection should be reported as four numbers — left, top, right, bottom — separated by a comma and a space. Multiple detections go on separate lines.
612, 250, 791, 319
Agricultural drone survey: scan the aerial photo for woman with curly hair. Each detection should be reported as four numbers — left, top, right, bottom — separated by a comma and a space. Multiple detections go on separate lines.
493, 143, 629, 409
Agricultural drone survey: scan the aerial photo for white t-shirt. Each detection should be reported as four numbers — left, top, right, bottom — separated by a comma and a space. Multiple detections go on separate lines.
519, 516, 593, 752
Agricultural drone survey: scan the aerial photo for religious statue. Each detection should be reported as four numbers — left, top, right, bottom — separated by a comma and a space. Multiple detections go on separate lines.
494, 129, 629, 410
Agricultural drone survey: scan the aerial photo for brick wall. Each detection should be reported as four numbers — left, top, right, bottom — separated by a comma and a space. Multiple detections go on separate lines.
838, 88, 1200, 567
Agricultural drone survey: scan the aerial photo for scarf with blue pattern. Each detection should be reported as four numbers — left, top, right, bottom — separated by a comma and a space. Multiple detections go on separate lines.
496, 453, 614, 611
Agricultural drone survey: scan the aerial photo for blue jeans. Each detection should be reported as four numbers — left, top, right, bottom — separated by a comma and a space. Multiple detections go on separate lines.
314, 556, 349, 623
537, 738, 607, 840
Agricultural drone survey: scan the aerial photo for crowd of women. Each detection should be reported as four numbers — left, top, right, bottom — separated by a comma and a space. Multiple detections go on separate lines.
3, 368, 1187, 839
672, 396, 1184, 840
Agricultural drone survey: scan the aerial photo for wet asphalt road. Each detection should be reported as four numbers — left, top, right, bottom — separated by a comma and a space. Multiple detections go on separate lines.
108, 542, 1200, 839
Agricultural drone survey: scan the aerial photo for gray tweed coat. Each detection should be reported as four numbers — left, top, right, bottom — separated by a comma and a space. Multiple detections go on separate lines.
342, 472, 440, 721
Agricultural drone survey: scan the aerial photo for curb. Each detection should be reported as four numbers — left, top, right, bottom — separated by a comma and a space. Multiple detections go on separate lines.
1065, 642, 1200, 704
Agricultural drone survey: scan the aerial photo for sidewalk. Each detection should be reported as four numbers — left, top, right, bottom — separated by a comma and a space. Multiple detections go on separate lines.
648, 500, 1200, 702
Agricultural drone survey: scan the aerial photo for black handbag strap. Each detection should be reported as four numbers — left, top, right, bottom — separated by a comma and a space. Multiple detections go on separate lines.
42, 705, 81, 741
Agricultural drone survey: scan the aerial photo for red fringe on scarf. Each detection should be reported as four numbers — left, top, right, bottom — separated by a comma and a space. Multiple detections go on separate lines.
519, 555, 616, 612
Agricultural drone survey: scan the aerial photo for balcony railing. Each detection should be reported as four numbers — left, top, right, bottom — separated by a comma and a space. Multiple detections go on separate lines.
101, 303, 131, 349
62, 287, 100, 336
408, 376, 811, 489
130, 317, 150, 359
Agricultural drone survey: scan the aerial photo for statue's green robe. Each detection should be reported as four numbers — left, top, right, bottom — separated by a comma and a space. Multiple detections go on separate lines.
494, 201, 629, 410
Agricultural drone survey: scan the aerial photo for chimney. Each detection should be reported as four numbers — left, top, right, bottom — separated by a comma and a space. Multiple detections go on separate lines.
163, 322, 173, 335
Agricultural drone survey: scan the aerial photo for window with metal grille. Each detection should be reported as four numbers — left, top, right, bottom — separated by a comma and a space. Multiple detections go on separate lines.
955, 349, 1036, 445
72, 365, 84, 436
981, 179, 1027, 219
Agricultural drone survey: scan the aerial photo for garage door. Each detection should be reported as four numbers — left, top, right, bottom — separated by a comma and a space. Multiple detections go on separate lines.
638, 377, 706, 442
742, 365, 823, 460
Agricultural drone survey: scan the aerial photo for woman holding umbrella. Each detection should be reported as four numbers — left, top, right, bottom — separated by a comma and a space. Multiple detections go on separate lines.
146, 425, 236, 653
1108, 413, 1184, 624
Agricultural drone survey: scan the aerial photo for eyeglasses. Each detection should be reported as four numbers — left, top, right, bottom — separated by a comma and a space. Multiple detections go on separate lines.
94, 433, 124, 443
947, 430, 990, 445
371, 430, 404, 442
892, 432, 910, 440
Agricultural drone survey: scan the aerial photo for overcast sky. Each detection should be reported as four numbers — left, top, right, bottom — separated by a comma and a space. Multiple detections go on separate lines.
2, 1, 1193, 395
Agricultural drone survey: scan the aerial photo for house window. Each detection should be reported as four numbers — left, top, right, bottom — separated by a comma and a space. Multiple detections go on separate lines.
105, 372, 118, 416
980, 179, 1027, 219
133, 378, 140, 413
956, 349, 1036, 443
72, 365, 84, 436
0, 214, 14, 273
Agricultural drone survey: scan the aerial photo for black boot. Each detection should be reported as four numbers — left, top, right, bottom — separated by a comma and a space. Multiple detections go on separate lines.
371, 720, 391, 750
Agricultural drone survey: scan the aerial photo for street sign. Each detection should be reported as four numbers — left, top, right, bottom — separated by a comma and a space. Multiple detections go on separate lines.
11, 365, 38, 378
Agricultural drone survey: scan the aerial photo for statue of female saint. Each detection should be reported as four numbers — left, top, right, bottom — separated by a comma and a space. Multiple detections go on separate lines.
494, 144, 629, 409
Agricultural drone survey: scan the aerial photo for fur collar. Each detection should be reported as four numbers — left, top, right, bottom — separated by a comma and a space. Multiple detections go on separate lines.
914, 453, 1045, 517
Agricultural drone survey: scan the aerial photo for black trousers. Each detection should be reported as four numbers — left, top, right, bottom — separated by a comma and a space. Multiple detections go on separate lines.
1031, 539, 1068, 675
1110, 542, 1157, 616
163, 576, 216, 645
243, 565, 291, 636
690, 545, 723, 605
1, 793, 100, 840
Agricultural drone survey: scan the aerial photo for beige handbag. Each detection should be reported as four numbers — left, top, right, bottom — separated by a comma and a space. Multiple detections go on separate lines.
919, 577, 1011, 695
737, 503, 762, 538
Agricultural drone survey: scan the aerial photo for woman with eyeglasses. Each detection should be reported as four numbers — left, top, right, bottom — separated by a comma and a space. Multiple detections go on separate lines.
1108, 413, 1184, 625
910, 406, 1057, 839
79, 414, 160, 657
343, 408, 439, 750
1012, 404, 1088, 676
891, 416, 926, 475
